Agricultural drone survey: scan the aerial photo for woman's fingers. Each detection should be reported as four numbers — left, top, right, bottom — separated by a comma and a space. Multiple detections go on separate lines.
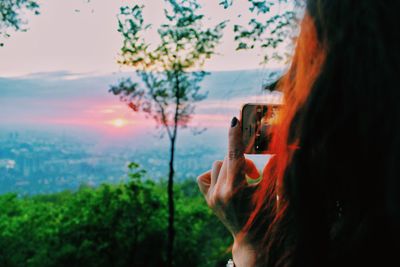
211, 160, 223, 187
196, 117, 265, 238
198, 117, 261, 205
197, 159, 224, 197
228, 117, 246, 187
197, 170, 211, 196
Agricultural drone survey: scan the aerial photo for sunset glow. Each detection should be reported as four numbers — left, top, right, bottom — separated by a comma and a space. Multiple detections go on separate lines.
111, 118, 128, 128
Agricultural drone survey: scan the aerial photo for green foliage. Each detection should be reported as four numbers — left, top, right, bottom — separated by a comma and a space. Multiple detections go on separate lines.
219, 0, 233, 9
0, 0, 40, 46
110, 0, 226, 136
0, 164, 231, 267
220, 0, 303, 64
110, 3, 228, 265
174, 180, 232, 267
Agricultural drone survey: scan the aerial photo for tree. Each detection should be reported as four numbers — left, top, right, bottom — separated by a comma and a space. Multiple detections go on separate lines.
109, 1, 226, 266
0, 164, 167, 267
0, 0, 40, 47
0, 170, 232, 267
220, 0, 303, 65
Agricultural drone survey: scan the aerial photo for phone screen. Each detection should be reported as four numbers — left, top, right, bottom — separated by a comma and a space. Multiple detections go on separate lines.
241, 104, 280, 154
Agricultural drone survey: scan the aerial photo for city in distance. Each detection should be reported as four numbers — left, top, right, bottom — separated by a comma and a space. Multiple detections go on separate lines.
0, 69, 282, 194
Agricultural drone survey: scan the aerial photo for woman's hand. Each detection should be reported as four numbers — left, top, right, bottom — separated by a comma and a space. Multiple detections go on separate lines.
196, 117, 261, 266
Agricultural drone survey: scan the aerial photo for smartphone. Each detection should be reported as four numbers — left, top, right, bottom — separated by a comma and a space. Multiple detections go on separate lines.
241, 103, 280, 154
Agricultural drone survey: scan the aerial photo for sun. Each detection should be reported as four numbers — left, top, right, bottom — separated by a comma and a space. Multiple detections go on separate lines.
111, 118, 128, 128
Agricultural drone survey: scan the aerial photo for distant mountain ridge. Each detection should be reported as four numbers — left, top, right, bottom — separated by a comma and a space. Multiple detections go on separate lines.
0, 69, 282, 100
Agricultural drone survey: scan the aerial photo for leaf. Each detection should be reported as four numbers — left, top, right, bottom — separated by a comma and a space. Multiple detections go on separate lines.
219, 0, 233, 9
237, 42, 248, 50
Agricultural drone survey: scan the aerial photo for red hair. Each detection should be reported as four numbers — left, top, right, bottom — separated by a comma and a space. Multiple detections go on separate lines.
237, 13, 326, 265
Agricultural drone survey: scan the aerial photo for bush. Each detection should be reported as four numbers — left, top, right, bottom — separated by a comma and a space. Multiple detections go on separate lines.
0, 164, 231, 267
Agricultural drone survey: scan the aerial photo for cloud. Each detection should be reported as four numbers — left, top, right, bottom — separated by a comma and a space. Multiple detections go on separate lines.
0, 69, 281, 134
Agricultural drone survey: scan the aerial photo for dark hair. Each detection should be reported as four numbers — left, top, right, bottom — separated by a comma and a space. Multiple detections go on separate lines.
244, 1, 400, 266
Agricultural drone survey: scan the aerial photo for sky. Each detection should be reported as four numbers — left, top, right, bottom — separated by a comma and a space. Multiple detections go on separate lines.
0, 0, 290, 77
0, 70, 282, 140
0, 0, 286, 141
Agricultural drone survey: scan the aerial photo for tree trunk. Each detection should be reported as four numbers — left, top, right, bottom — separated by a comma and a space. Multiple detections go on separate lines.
166, 70, 181, 267
166, 136, 176, 267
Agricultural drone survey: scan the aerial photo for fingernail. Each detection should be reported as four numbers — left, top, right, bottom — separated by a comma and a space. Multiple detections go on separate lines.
231, 117, 238, 127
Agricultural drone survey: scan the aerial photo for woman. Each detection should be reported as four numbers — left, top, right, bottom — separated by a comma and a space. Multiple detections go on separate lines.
197, 0, 400, 266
